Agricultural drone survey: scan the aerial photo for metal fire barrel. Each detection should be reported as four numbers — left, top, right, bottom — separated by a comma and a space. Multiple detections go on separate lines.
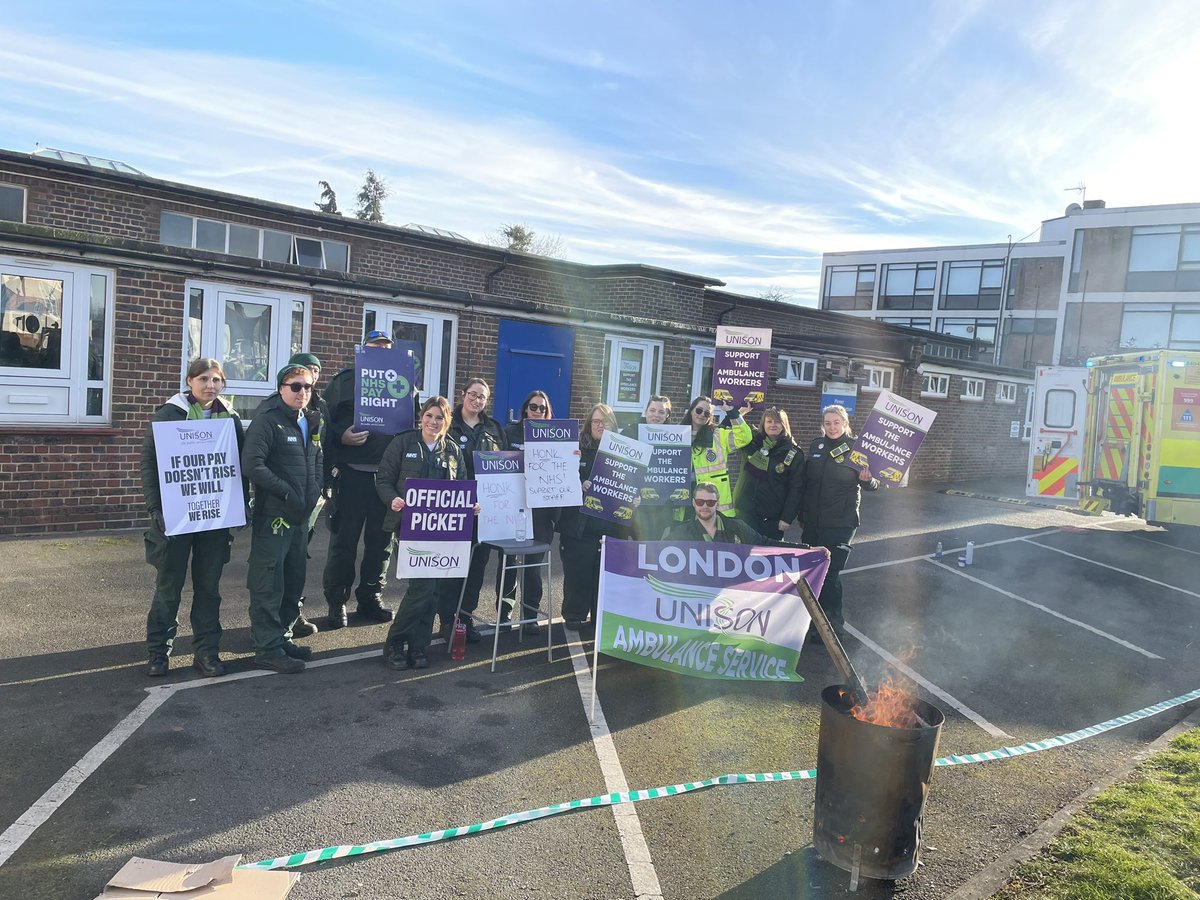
813, 684, 945, 882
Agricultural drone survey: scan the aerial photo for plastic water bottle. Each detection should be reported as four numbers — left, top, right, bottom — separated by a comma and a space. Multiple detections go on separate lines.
516, 509, 527, 543
935, 542, 943, 560
451, 618, 467, 660
965, 541, 975, 565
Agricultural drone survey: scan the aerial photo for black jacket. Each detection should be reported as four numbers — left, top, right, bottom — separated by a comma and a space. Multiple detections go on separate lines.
376, 430, 464, 533
139, 392, 246, 515
663, 511, 762, 544
242, 394, 323, 527
323, 368, 394, 470
448, 408, 507, 479
733, 433, 805, 524
799, 436, 879, 529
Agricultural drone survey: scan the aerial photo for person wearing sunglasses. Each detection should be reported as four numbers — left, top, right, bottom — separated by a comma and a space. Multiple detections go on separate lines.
681, 394, 753, 517
140, 357, 246, 677
241, 364, 324, 673
439, 377, 509, 643
500, 390, 555, 635
662, 482, 761, 544
732, 406, 805, 541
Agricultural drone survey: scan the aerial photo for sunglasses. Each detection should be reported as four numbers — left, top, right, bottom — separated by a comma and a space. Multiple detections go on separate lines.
693, 408, 712, 418
527, 403, 548, 413
285, 383, 313, 393
692, 498, 718, 507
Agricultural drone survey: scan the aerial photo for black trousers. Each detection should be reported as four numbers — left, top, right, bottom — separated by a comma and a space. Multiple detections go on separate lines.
800, 525, 856, 632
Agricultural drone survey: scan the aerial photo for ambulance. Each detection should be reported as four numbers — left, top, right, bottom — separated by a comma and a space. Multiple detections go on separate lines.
1077, 350, 1200, 528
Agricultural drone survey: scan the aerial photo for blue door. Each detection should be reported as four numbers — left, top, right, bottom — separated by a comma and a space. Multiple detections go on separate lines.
494, 320, 575, 425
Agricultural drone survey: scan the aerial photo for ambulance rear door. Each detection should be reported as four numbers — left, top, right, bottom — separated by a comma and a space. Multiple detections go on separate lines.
1027, 366, 1087, 499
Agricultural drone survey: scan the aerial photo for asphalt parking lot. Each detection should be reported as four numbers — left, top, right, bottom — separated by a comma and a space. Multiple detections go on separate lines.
1, 480, 1198, 899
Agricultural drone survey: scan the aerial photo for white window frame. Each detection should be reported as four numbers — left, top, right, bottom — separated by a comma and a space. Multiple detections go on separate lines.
962, 377, 986, 401
690, 344, 714, 399
161, 211, 351, 273
184, 279, 311, 416
1, 184, 27, 223
0, 255, 114, 424
996, 381, 1017, 403
863, 365, 894, 393
1023, 386, 1034, 441
778, 354, 817, 386
604, 335, 663, 414
364, 304, 458, 401
921, 373, 949, 398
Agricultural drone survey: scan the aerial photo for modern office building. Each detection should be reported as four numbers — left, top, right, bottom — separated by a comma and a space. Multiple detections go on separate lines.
819, 201, 1200, 369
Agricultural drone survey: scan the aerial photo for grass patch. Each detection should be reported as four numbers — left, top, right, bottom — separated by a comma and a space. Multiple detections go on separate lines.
994, 728, 1200, 899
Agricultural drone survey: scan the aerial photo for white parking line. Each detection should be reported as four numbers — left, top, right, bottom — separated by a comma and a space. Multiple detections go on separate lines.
1024, 538, 1200, 600
844, 528, 1063, 574
927, 559, 1164, 660
1123, 533, 1200, 557
0, 687, 175, 867
845, 625, 1012, 739
565, 634, 663, 900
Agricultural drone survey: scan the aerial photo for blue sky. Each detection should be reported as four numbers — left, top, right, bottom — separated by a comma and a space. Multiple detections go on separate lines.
2, 0, 1198, 302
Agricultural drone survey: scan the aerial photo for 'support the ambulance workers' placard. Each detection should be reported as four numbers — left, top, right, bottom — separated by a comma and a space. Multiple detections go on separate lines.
638, 423, 692, 506
713, 325, 772, 410
849, 389, 937, 488
396, 478, 477, 578
354, 343, 416, 436
523, 418, 583, 509
474, 450, 533, 542
582, 430, 652, 523
153, 419, 246, 536
597, 540, 829, 682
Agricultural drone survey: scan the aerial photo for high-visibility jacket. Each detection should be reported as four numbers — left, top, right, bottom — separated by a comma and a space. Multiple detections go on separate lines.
691, 414, 752, 513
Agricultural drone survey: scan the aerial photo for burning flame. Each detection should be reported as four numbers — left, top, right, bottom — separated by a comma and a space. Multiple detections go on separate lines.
847, 677, 923, 729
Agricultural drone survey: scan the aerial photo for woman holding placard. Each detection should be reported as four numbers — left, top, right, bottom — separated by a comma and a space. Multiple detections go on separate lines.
558, 403, 622, 630
797, 404, 878, 640
140, 358, 245, 678
681, 395, 753, 515
501, 390, 555, 635
377, 396, 468, 670
733, 406, 805, 540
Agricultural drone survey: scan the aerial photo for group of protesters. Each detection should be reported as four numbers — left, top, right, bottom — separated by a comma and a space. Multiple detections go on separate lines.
140, 330, 878, 678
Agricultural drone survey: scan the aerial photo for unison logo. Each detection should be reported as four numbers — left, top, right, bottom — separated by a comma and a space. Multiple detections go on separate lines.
407, 548, 461, 568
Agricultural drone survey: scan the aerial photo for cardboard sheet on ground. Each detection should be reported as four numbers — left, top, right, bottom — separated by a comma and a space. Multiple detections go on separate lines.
595, 539, 829, 682
97, 855, 297, 899
152, 419, 246, 536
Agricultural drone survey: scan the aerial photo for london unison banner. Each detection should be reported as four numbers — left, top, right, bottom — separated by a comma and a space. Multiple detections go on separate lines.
395, 478, 477, 578
152, 418, 246, 536
595, 539, 829, 682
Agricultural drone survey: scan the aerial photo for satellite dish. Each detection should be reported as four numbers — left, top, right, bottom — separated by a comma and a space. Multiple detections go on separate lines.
1065, 203, 1083, 215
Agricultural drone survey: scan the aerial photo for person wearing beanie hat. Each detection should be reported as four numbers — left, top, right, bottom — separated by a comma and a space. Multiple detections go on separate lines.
285, 351, 327, 639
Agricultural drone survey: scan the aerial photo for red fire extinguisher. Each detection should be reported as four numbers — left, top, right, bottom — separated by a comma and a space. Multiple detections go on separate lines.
450, 617, 467, 661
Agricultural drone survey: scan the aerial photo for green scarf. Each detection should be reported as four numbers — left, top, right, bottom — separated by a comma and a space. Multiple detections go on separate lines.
747, 436, 777, 472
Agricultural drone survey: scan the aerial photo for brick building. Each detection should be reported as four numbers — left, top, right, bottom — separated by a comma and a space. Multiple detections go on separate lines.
0, 148, 1031, 535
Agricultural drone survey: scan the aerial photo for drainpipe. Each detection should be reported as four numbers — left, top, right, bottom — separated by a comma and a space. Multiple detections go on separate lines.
484, 252, 510, 294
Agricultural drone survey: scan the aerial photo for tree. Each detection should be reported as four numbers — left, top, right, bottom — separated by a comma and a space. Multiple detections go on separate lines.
757, 286, 797, 304
315, 180, 340, 215
486, 222, 565, 258
356, 170, 388, 223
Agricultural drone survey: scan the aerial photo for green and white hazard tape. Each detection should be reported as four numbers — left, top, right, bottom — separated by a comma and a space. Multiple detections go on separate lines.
241, 684, 1200, 871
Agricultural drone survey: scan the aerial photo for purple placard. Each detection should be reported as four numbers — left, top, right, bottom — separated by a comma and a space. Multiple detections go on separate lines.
582, 431, 652, 523
712, 325, 772, 409
399, 478, 477, 540
848, 390, 937, 488
638, 423, 692, 506
354, 344, 416, 435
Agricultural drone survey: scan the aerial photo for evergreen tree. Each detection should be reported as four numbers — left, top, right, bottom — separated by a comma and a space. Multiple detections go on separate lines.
315, 180, 340, 215
356, 170, 388, 223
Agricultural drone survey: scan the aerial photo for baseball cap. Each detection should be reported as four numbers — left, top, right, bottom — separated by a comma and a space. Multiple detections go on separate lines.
364, 330, 393, 344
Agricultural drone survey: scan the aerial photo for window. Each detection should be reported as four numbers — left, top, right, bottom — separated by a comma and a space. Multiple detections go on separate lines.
159, 212, 351, 273
883, 317, 932, 330
921, 373, 949, 398
184, 280, 310, 418
1120, 303, 1200, 351
962, 377, 986, 401
363, 305, 458, 399
1044, 389, 1076, 429
940, 259, 1003, 309
823, 264, 876, 310
777, 355, 817, 386
880, 262, 936, 309
1, 185, 26, 223
1023, 387, 1034, 440
1126, 224, 1200, 291
939, 318, 998, 345
0, 257, 113, 423
690, 346, 714, 399
863, 365, 893, 392
996, 382, 1017, 403
922, 342, 965, 360
603, 336, 663, 413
